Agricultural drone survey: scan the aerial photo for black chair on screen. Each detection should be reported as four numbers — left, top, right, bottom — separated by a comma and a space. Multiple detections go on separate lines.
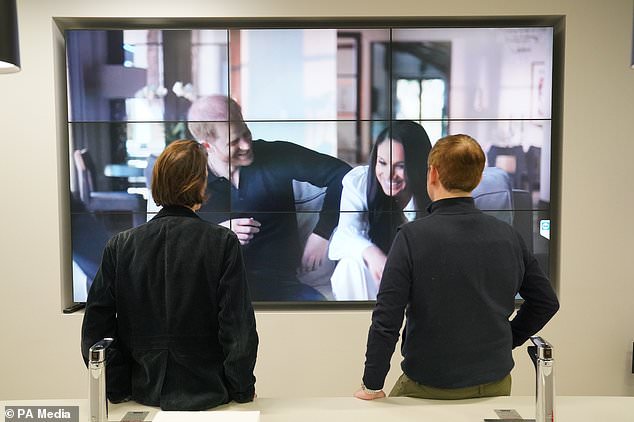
73, 148, 146, 227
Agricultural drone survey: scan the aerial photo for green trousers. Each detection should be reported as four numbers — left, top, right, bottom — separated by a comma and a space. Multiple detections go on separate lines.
390, 373, 512, 400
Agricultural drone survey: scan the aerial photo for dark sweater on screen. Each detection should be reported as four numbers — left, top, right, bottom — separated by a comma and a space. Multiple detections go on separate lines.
362, 197, 559, 390
200, 140, 351, 300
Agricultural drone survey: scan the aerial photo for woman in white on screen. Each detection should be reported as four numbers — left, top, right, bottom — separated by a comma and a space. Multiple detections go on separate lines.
329, 121, 432, 300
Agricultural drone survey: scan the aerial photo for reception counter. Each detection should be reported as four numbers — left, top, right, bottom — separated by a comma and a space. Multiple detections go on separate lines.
2, 396, 634, 422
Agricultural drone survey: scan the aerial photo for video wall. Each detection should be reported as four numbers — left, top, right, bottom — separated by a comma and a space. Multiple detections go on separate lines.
66, 21, 557, 304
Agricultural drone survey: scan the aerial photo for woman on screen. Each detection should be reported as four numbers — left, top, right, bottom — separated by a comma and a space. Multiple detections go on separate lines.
329, 121, 432, 300
81, 140, 258, 410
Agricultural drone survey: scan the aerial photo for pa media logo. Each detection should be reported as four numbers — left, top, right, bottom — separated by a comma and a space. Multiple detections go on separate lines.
4, 406, 78, 422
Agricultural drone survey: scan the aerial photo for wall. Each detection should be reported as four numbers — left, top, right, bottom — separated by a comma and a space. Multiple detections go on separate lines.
1, 0, 633, 400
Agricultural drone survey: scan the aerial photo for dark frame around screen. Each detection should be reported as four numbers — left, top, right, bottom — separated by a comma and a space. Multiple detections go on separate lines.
54, 16, 564, 310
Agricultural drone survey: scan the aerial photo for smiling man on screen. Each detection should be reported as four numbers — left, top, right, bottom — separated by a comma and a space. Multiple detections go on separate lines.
187, 95, 351, 302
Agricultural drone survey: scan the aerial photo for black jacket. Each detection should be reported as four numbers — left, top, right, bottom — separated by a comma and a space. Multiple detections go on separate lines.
81, 206, 258, 410
363, 197, 559, 390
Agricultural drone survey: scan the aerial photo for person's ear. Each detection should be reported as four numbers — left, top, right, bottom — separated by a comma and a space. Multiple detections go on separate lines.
428, 165, 439, 185
200, 141, 211, 150
426, 165, 437, 201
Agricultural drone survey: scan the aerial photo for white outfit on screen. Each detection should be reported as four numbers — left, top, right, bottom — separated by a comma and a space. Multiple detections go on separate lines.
328, 166, 417, 300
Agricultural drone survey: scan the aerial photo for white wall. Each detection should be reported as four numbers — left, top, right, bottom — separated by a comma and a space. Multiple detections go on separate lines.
1, 0, 633, 400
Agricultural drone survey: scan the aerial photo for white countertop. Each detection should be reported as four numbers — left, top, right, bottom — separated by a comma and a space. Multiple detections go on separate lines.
3, 396, 634, 422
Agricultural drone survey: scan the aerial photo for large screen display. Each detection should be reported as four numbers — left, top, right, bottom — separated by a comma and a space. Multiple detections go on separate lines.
66, 22, 556, 304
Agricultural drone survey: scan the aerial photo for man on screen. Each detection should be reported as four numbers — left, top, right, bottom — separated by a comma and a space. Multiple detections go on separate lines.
355, 134, 559, 400
187, 95, 351, 301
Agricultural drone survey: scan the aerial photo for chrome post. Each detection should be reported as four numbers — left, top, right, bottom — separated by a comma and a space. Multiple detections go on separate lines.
88, 338, 113, 422
528, 336, 555, 422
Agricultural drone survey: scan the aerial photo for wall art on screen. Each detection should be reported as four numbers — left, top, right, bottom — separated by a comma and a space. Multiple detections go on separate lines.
65, 22, 557, 305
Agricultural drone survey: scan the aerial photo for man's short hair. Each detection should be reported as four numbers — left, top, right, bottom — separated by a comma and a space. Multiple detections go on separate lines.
428, 134, 485, 193
187, 95, 244, 142
152, 140, 208, 207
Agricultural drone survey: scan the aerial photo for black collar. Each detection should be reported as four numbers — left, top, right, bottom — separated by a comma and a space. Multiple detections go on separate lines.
427, 196, 477, 214
153, 205, 200, 220
207, 170, 225, 184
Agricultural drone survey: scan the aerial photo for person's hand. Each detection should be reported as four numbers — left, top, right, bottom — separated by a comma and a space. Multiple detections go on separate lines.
219, 218, 261, 245
362, 245, 387, 287
300, 233, 329, 273
354, 387, 386, 400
